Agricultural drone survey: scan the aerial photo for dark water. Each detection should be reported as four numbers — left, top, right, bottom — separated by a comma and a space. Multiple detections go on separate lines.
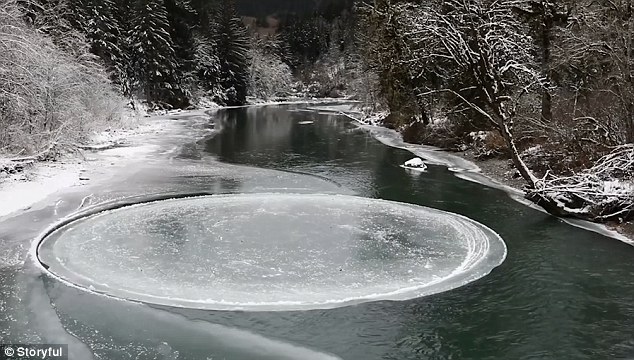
1, 105, 634, 359
199, 106, 634, 359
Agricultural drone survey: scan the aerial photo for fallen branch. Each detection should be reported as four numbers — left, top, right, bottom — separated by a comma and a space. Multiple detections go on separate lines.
527, 144, 634, 221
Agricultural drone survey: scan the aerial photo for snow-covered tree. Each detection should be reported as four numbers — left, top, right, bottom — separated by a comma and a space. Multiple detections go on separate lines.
248, 35, 293, 100
165, 0, 198, 98
192, 32, 224, 101
0, 0, 122, 157
68, 0, 128, 92
357, 0, 432, 131
213, 0, 250, 105
279, 14, 329, 70
130, 0, 188, 107
394, 0, 542, 186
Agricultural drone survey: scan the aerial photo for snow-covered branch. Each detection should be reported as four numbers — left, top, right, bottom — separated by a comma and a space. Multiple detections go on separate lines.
528, 145, 634, 221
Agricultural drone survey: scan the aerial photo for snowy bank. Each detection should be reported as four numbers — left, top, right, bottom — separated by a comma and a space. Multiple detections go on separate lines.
327, 105, 634, 245
0, 106, 218, 220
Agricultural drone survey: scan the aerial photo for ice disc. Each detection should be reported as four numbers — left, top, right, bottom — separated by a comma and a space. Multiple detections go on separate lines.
38, 194, 506, 310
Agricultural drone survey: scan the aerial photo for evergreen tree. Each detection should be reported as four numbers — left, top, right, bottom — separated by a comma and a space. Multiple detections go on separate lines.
279, 14, 329, 70
111, 0, 135, 97
165, 0, 198, 97
213, 0, 250, 105
130, 0, 188, 107
192, 32, 222, 98
71, 0, 126, 91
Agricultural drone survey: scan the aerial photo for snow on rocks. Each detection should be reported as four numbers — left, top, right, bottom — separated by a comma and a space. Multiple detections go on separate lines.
402, 157, 427, 171
405, 157, 426, 168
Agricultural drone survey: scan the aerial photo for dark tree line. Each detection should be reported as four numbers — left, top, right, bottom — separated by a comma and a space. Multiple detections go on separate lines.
275, 2, 359, 97
25, 0, 359, 106
24, 0, 251, 108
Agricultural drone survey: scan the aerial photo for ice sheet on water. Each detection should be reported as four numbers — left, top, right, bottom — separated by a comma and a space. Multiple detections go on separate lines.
38, 194, 506, 311
358, 124, 481, 172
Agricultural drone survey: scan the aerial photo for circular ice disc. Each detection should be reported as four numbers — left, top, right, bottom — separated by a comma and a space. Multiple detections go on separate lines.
38, 194, 506, 310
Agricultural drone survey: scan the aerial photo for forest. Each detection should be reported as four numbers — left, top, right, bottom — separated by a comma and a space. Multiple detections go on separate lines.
0, 0, 632, 224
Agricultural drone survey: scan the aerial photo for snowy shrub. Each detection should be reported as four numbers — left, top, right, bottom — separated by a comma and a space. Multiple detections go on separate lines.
0, 0, 123, 158
248, 36, 293, 100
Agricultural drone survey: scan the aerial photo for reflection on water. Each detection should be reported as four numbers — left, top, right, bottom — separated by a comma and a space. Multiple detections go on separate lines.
205, 106, 392, 196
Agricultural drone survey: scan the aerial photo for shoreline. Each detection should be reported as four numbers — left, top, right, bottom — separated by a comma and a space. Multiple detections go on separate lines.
0, 107, 208, 220
339, 108, 634, 245
460, 150, 634, 244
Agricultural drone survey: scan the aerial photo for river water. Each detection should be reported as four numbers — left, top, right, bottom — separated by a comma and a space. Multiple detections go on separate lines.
1, 104, 633, 359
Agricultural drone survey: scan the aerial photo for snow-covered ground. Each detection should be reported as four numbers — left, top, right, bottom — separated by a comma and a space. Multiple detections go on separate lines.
0, 107, 217, 220
245, 97, 359, 108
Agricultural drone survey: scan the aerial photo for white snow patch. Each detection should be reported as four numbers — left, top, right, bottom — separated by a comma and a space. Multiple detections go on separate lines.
244, 97, 356, 108
523, 145, 544, 156
0, 162, 84, 218
602, 180, 633, 195
469, 131, 488, 142
357, 123, 481, 172
404, 157, 427, 169
0, 112, 187, 219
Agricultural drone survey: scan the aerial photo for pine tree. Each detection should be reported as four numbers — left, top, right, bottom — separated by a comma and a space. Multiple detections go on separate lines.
280, 14, 328, 69
74, 0, 126, 91
165, 0, 198, 98
130, 0, 188, 107
193, 32, 222, 98
213, 0, 250, 105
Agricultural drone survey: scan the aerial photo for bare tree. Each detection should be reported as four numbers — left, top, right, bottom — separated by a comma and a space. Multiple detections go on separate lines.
248, 34, 293, 100
357, 0, 633, 221
395, 0, 542, 186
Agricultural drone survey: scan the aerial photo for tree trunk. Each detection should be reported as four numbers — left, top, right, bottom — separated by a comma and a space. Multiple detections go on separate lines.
491, 103, 538, 189
541, 16, 553, 122
541, 88, 552, 122
498, 118, 538, 189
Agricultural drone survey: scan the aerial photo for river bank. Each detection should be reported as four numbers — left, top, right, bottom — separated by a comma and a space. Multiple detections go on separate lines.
337, 105, 634, 245
2, 101, 631, 243
459, 149, 634, 243
0, 99, 348, 220
0, 107, 216, 219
